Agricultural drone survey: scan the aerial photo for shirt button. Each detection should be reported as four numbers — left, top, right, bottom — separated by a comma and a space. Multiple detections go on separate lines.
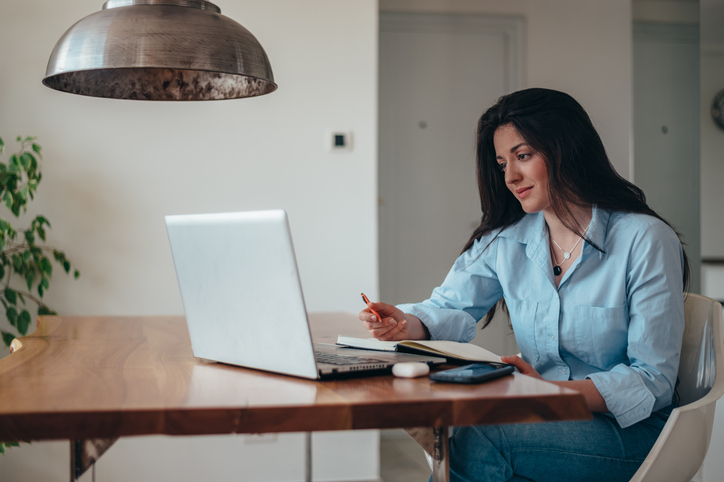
560, 367, 568, 374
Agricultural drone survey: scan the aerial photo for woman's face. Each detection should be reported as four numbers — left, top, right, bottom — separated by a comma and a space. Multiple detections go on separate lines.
494, 124, 551, 214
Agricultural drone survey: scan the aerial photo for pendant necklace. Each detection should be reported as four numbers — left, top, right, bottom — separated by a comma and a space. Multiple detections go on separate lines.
551, 232, 585, 276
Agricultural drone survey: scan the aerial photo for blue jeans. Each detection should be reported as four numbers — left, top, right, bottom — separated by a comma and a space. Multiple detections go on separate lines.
436, 405, 672, 482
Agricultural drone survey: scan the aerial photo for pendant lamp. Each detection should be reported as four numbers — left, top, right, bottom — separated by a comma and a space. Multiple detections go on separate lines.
43, 0, 277, 101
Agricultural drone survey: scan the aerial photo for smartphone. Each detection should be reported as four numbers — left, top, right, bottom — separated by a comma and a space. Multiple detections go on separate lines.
430, 363, 515, 384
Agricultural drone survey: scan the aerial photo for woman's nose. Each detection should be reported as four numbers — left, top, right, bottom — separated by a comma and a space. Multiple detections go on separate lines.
505, 162, 520, 184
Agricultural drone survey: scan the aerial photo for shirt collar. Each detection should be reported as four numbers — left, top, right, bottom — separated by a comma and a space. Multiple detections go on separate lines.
496, 206, 611, 286
497, 212, 549, 274
585, 205, 610, 252
497, 205, 611, 250
497, 211, 546, 245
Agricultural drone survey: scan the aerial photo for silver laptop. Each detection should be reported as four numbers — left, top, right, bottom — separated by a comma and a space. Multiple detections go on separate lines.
165, 209, 445, 379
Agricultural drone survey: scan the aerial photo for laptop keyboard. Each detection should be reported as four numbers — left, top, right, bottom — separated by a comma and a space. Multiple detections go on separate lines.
315, 351, 388, 366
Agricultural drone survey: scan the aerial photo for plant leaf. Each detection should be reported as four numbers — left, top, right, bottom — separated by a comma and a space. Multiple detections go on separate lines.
40, 258, 52, 276
38, 305, 56, 316
11, 254, 22, 272
6, 307, 17, 326
0, 330, 13, 348
39, 278, 49, 298
17, 310, 31, 335
4, 288, 17, 305
3, 191, 12, 211
8, 154, 19, 172
19, 153, 31, 169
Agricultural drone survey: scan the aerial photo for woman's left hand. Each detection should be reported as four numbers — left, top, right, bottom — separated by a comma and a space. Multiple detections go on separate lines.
500, 355, 543, 380
502, 356, 608, 412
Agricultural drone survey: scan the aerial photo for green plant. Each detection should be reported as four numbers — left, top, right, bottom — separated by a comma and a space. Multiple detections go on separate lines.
0, 441, 19, 454
0, 136, 79, 348
0, 136, 79, 455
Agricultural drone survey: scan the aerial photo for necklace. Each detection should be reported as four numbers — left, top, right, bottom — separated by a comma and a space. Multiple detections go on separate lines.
550, 231, 586, 276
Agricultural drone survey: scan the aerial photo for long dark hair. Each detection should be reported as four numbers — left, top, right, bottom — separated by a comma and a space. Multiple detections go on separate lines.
467, 88, 690, 327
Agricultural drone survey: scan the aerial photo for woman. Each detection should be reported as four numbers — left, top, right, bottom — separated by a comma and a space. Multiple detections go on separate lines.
360, 88, 688, 481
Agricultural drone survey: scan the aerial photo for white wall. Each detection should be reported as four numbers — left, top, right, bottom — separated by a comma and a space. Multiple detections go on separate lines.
380, 0, 634, 179
0, 0, 380, 480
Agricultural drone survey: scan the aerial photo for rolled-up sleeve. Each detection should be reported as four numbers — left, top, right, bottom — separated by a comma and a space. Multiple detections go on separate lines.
587, 220, 685, 428
398, 236, 504, 342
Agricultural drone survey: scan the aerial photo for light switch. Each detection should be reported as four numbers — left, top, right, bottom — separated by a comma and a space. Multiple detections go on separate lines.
329, 131, 353, 152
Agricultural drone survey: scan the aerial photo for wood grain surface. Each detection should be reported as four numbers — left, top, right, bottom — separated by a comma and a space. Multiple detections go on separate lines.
0, 313, 590, 441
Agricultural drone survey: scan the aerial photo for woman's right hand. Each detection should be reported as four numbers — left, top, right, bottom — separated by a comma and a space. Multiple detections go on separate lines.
358, 302, 427, 341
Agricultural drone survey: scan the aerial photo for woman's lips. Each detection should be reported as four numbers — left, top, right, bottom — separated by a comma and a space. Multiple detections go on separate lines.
516, 187, 533, 199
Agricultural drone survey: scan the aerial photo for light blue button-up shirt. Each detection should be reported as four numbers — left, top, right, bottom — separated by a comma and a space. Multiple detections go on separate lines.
398, 206, 685, 428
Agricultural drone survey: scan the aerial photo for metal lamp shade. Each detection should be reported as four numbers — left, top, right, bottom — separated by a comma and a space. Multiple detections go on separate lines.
43, 0, 277, 101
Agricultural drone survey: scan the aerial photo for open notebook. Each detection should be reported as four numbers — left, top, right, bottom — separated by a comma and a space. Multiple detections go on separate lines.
336, 336, 504, 364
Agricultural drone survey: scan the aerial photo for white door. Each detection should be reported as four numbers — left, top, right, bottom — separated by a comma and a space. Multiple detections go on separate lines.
633, 22, 700, 293
378, 13, 523, 354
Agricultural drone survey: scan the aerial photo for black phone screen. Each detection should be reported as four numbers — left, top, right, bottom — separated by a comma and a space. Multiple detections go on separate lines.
453, 364, 498, 377
430, 363, 514, 384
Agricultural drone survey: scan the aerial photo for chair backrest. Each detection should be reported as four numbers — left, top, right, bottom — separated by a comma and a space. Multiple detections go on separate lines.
630, 294, 724, 482
677, 294, 721, 405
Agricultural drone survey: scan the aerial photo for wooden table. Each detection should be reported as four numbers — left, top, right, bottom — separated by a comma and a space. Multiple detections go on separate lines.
0, 313, 591, 481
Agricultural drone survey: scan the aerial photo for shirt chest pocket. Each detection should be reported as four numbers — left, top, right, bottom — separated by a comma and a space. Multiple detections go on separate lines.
505, 298, 541, 363
567, 305, 628, 369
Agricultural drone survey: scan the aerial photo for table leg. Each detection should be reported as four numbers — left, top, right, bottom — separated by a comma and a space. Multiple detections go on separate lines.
70, 438, 117, 481
305, 432, 312, 482
431, 426, 450, 482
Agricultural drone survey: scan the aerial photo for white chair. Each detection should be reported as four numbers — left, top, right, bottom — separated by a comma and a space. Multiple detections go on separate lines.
630, 293, 724, 482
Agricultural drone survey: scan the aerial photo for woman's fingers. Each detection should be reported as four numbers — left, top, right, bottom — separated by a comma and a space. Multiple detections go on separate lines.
359, 305, 396, 323
369, 301, 402, 319
364, 318, 397, 334
358, 301, 408, 340
361, 309, 396, 325
359, 304, 403, 325
372, 318, 408, 341
500, 355, 542, 379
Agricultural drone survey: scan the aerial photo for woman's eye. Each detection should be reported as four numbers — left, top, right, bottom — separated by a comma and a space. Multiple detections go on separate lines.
497, 163, 507, 172
517, 153, 529, 160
